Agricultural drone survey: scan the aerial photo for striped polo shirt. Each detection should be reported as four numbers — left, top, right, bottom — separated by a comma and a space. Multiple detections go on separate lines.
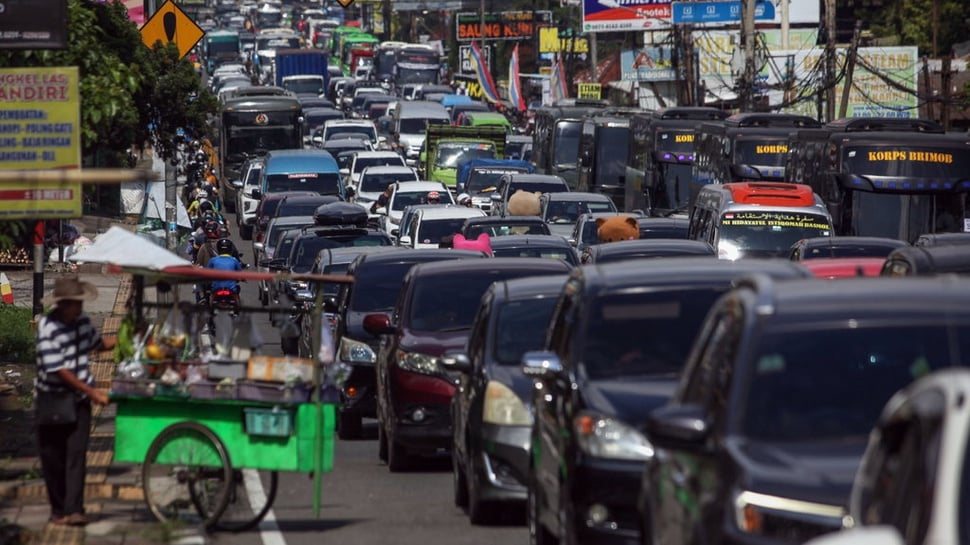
35, 312, 101, 396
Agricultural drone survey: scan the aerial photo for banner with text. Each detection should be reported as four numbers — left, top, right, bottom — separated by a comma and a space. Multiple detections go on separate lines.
0, 67, 82, 219
455, 11, 552, 42
582, 0, 672, 33
620, 46, 676, 81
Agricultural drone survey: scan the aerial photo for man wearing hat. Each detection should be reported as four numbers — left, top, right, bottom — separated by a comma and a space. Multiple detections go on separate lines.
35, 276, 116, 527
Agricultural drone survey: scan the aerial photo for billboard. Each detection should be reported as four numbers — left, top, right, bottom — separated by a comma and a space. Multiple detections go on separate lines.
455, 11, 553, 42
582, 0, 672, 33
0, 67, 82, 219
0, 0, 68, 49
620, 47, 676, 81
538, 27, 590, 54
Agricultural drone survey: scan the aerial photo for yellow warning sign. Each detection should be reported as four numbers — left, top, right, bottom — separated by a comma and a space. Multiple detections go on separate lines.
577, 83, 601, 99
140, 0, 205, 59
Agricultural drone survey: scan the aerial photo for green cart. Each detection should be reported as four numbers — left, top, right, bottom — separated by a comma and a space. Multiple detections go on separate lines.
112, 394, 336, 531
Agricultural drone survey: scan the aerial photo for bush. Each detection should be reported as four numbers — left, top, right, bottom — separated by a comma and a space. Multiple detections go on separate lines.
0, 305, 35, 364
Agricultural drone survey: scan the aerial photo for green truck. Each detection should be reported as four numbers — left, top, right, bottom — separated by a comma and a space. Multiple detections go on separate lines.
420, 125, 507, 191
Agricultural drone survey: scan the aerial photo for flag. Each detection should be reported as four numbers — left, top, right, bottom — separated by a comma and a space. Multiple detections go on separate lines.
470, 41, 501, 104
550, 55, 569, 103
508, 44, 526, 112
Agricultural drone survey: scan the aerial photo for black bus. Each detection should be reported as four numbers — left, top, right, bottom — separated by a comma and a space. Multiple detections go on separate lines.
786, 117, 970, 243
692, 113, 820, 206
218, 95, 303, 212
575, 108, 640, 210
531, 99, 609, 190
626, 107, 728, 215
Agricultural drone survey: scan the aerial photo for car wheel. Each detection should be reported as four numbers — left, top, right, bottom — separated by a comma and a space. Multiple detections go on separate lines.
452, 449, 468, 508
377, 422, 388, 463
467, 465, 497, 525
338, 410, 362, 440
386, 435, 411, 473
223, 195, 236, 214
259, 286, 268, 306
528, 469, 557, 545
239, 223, 253, 241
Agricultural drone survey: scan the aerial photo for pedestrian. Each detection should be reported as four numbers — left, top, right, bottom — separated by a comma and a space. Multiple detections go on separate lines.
35, 276, 116, 527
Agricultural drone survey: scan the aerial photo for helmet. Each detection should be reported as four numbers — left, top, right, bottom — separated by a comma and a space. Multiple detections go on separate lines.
199, 199, 213, 213
216, 238, 233, 255
427, 191, 440, 201
217, 224, 230, 238
203, 219, 220, 239
457, 193, 471, 205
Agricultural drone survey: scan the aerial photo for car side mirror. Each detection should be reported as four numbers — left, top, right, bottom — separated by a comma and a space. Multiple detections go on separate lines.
251, 189, 262, 200
647, 404, 710, 446
439, 351, 472, 374
253, 242, 265, 252
397, 235, 412, 246
231, 179, 244, 189
362, 313, 395, 335
521, 350, 565, 382
322, 295, 339, 312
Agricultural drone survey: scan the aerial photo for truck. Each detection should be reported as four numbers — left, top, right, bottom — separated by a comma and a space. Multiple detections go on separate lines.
420, 125, 507, 191
274, 49, 330, 97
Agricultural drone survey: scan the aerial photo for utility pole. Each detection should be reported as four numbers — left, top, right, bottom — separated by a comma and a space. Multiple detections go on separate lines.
838, 21, 862, 119
824, 0, 836, 122
740, 0, 756, 111
383, 0, 392, 42
937, 55, 955, 130
922, 57, 934, 121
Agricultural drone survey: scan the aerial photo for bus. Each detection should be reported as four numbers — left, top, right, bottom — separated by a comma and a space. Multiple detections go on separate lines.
375, 41, 407, 81
575, 108, 640, 210
392, 44, 440, 87
625, 107, 728, 215
339, 33, 379, 76
692, 113, 820, 205
786, 117, 970, 243
531, 99, 610, 189
203, 29, 241, 74
218, 95, 303, 213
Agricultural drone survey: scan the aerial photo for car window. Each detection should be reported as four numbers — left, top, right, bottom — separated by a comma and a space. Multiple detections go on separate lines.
348, 261, 419, 312
493, 298, 558, 365
416, 218, 468, 246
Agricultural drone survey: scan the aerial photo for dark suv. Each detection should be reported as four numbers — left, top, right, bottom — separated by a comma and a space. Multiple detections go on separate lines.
523, 258, 812, 545
640, 275, 970, 545
364, 258, 573, 471
332, 248, 487, 439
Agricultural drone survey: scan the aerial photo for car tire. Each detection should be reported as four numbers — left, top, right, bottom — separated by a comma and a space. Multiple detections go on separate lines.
467, 466, 497, 525
338, 410, 362, 440
452, 450, 468, 508
386, 435, 411, 473
222, 194, 236, 214
528, 469, 557, 545
239, 223, 253, 241
259, 287, 268, 306
377, 422, 388, 463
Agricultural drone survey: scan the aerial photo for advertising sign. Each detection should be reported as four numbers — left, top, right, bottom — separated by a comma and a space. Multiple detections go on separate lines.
456, 11, 553, 42
0, 0, 68, 49
0, 67, 82, 219
671, 0, 774, 24
620, 47, 676, 81
582, 0, 672, 33
459, 44, 491, 75
538, 27, 590, 54
577, 83, 602, 99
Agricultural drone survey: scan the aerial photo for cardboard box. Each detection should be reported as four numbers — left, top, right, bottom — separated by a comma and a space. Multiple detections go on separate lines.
247, 355, 315, 383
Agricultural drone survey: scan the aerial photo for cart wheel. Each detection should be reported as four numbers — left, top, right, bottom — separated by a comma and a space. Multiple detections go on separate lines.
142, 422, 232, 531
194, 469, 279, 532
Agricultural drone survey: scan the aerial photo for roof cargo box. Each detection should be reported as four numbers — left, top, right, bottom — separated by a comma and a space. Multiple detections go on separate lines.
314, 202, 369, 227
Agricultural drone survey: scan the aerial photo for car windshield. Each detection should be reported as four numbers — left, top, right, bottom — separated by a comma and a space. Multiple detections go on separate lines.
580, 288, 725, 380
466, 168, 528, 193
719, 211, 832, 259
544, 200, 616, 224
265, 173, 342, 195
360, 172, 416, 193
409, 271, 547, 332
326, 125, 375, 142
465, 221, 549, 238
742, 323, 970, 442
349, 261, 421, 312
392, 190, 450, 211
493, 298, 559, 365
491, 246, 577, 265
320, 263, 351, 295
354, 156, 404, 174
509, 181, 568, 196
399, 117, 449, 134
415, 218, 469, 245
291, 233, 391, 272
434, 143, 495, 168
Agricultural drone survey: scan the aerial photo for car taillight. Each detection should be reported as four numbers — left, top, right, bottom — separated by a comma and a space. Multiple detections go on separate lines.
215, 289, 232, 297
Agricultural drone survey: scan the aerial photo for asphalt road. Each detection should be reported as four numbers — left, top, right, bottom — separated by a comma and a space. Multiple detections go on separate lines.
221, 226, 529, 545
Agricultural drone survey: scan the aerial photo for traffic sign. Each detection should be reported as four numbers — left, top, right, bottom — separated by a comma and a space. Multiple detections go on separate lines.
671, 1, 775, 24
140, 0, 205, 59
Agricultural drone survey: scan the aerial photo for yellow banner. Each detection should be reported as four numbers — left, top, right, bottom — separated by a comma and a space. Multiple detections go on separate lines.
0, 66, 82, 219
538, 27, 589, 54
577, 83, 601, 99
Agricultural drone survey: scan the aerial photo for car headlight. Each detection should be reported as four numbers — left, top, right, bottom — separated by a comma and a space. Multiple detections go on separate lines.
338, 337, 376, 364
289, 280, 309, 291
573, 411, 654, 461
733, 490, 846, 538
483, 381, 532, 426
396, 349, 439, 375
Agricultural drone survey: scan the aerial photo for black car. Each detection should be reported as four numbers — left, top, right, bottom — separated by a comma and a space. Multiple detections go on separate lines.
912, 231, 970, 247
364, 258, 573, 471
636, 217, 689, 239
881, 244, 970, 276
569, 212, 643, 255
641, 276, 970, 545
332, 249, 487, 439
581, 238, 715, 264
460, 215, 551, 239
788, 235, 908, 261
489, 235, 580, 266
443, 275, 568, 524
522, 258, 812, 545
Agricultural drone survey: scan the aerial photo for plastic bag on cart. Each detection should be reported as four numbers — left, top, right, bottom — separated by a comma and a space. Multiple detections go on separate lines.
227, 314, 265, 360
155, 302, 188, 352
318, 319, 348, 403
213, 312, 234, 356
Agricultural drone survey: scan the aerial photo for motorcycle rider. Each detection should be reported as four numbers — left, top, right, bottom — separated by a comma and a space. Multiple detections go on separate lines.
206, 238, 243, 296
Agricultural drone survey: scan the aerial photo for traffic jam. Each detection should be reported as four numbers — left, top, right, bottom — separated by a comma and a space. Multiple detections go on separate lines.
104, 0, 970, 543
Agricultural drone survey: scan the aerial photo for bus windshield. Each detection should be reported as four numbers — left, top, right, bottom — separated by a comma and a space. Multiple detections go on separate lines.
225, 128, 301, 156
735, 140, 788, 167
594, 126, 629, 184
396, 66, 439, 84
850, 192, 964, 242
718, 211, 832, 259
553, 121, 582, 167
653, 162, 693, 212
656, 131, 695, 154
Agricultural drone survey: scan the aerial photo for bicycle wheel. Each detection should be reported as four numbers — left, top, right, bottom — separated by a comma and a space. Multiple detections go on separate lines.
194, 469, 278, 532
142, 422, 232, 530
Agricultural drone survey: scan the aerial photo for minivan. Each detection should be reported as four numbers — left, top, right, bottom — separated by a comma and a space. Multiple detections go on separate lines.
257, 149, 345, 200
391, 100, 450, 167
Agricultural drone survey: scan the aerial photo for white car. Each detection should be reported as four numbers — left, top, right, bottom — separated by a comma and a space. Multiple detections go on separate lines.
233, 157, 264, 240
353, 165, 418, 208
321, 118, 378, 148
345, 150, 406, 187
806, 367, 970, 545
398, 205, 486, 249
379, 180, 453, 236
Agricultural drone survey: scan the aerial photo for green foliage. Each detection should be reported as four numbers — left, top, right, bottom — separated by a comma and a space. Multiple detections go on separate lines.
0, 305, 36, 364
0, 221, 29, 252
867, 0, 969, 55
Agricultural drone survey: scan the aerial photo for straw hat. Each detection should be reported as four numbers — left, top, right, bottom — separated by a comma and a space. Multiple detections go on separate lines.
42, 276, 98, 306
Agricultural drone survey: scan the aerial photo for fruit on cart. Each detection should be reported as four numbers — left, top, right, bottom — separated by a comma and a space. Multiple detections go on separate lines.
145, 342, 166, 361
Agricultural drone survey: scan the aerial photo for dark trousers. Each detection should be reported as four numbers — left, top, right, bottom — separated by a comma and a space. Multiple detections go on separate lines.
36, 399, 92, 517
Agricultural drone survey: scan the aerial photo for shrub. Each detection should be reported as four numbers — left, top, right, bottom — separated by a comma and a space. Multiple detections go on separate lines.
0, 305, 35, 364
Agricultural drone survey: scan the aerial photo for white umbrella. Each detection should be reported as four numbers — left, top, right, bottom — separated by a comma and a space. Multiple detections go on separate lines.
68, 226, 191, 271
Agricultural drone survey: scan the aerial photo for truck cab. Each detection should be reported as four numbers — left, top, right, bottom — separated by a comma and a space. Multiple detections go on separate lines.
419, 125, 507, 190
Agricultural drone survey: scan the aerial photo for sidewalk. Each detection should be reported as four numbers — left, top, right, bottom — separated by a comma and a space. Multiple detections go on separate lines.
0, 233, 206, 543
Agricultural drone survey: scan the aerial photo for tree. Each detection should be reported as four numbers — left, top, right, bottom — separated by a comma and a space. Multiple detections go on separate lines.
866, 0, 969, 56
